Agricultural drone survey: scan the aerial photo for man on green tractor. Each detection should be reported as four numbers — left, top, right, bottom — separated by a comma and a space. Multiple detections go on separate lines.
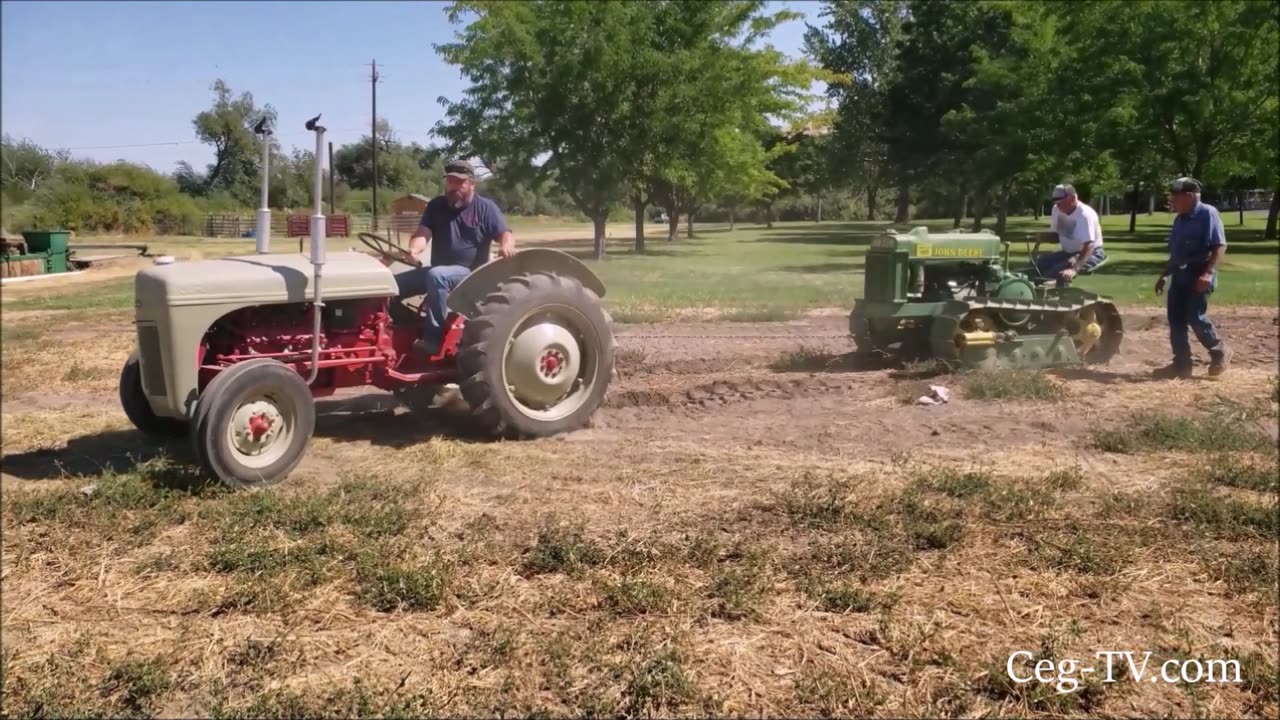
393, 158, 518, 356
1031, 183, 1107, 284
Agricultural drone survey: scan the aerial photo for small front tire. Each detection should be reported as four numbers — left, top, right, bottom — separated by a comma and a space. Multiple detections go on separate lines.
191, 359, 316, 489
119, 351, 188, 441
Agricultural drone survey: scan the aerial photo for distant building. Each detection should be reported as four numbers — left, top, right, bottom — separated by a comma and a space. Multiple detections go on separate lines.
388, 193, 432, 233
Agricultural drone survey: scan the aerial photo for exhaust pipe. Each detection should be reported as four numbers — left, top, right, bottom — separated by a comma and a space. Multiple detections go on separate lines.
304, 114, 327, 385
253, 116, 272, 254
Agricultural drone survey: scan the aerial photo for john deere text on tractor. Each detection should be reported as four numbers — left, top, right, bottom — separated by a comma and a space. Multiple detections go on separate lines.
119, 113, 615, 489
848, 226, 1123, 369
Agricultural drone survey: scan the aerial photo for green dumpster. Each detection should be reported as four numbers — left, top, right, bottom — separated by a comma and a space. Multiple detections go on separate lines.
21, 230, 70, 273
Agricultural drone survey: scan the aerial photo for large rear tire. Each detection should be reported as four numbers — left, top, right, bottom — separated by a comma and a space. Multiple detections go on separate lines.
119, 351, 188, 441
456, 271, 614, 439
190, 359, 316, 489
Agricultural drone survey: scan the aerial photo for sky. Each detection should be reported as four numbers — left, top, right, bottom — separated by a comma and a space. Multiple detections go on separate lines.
1, 0, 827, 174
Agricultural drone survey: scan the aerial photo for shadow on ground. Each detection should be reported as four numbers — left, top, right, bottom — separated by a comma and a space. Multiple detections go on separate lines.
1047, 367, 1170, 385
0, 430, 171, 482
0, 392, 493, 483
311, 391, 496, 448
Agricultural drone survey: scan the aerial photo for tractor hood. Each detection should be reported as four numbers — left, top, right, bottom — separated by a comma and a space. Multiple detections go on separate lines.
135, 252, 398, 307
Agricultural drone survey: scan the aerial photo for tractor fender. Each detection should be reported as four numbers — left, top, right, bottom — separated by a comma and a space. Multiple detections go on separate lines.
446, 248, 607, 319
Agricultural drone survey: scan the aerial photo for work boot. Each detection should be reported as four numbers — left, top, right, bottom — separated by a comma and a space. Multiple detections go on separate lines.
1208, 344, 1231, 378
1152, 363, 1193, 380
413, 337, 442, 357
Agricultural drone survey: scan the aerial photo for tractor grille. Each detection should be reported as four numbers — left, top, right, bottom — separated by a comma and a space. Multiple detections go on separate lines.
136, 324, 166, 396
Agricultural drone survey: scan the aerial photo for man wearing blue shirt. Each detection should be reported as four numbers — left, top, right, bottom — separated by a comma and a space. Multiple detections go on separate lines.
1153, 177, 1230, 379
393, 159, 516, 356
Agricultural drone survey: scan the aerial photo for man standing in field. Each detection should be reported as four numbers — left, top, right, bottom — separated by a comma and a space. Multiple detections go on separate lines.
394, 159, 517, 356
1033, 183, 1106, 282
1153, 177, 1230, 379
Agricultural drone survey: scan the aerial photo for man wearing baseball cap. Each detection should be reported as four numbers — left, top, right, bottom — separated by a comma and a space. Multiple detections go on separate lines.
1153, 177, 1230, 379
395, 158, 517, 357
1033, 183, 1106, 284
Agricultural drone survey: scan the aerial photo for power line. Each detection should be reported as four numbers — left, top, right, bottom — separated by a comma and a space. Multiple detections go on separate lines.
45, 128, 368, 152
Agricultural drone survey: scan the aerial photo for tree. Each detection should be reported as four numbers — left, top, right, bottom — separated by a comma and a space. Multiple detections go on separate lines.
333, 120, 441, 192
1061, 1, 1278, 183
1, 135, 69, 204
803, 0, 908, 220
182, 80, 277, 205
644, 3, 828, 241
433, 1, 645, 259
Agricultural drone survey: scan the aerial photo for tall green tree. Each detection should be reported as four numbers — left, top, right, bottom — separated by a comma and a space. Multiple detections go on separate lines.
177, 80, 277, 206
803, 0, 908, 220
433, 1, 645, 258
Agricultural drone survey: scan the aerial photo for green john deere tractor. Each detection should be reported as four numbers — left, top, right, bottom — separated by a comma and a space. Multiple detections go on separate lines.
848, 227, 1123, 369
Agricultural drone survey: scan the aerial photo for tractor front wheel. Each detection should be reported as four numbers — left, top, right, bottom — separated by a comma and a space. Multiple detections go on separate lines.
119, 351, 188, 441
456, 271, 614, 438
191, 359, 316, 489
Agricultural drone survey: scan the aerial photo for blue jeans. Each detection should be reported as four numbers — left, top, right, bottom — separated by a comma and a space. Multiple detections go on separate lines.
1030, 246, 1106, 279
393, 264, 471, 345
1167, 277, 1222, 370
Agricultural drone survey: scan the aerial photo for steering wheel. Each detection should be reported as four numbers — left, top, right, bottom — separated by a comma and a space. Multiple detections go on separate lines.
358, 232, 419, 267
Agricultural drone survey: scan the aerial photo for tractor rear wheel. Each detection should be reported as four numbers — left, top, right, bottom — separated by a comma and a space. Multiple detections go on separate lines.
191, 359, 316, 489
119, 351, 188, 441
456, 271, 614, 438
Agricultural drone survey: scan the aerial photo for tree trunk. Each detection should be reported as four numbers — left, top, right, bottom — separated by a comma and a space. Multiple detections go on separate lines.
894, 178, 910, 223
1128, 181, 1140, 233
667, 209, 679, 241
633, 197, 646, 254
1148, 193, 1155, 215
816, 193, 823, 223
1266, 188, 1279, 239
994, 184, 1011, 236
1237, 190, 1244, 226
592, 212, 607, 260
729, 205, 736, 231
866, 185, 878, 221
971, 192, 986, 232
766, 201, 775, 229
952, 191, 968, 229
685, 208, 694, 239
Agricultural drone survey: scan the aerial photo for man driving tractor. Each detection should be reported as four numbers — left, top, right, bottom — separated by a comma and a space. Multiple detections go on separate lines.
1031, 183, 1107, 282
393, 159, 517, 356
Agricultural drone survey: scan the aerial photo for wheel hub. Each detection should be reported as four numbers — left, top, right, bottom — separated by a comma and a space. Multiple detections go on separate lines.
230, 400, 284, 456
505, 321, 581, 409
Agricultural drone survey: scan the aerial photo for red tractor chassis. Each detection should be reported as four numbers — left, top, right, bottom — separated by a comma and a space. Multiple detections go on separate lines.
197, 298, 463, 398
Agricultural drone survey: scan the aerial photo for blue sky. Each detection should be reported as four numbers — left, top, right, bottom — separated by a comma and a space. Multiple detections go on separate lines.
1, 0, 826, 173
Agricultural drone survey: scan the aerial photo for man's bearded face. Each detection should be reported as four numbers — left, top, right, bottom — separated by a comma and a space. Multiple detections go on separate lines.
446, 176, 473, 207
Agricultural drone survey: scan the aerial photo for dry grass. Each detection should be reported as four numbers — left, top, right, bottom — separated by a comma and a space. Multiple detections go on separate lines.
4, 434, 1276, 718
2, 293, 1278, 717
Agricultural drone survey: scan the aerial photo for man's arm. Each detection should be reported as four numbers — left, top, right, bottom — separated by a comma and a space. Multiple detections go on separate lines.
1204, 209, 1226, 274
1060, 215, 1094, 277
487, 200, 516, 258
407, 205, 434, 263
1196, 209, 1227, 292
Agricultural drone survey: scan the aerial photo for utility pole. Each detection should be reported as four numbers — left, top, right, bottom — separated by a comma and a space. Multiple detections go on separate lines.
328, 141, 335, 215
371, 59, 379, 232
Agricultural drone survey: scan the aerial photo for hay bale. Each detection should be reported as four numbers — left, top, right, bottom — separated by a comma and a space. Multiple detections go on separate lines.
1, 260, 45, 278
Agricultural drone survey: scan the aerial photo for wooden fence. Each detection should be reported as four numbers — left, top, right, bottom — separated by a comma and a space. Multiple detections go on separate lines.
198, 213, 421, 239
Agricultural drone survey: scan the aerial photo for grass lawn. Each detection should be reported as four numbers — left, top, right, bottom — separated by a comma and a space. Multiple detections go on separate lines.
6, 211, 1275, 320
